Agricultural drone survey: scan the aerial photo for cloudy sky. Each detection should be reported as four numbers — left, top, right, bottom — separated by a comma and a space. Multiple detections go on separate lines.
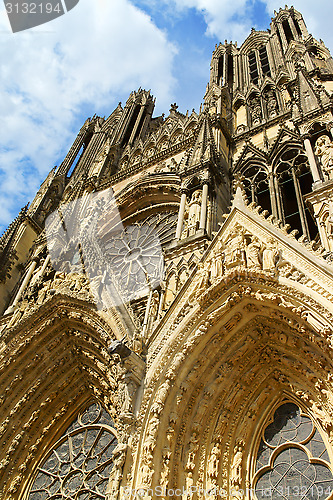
0, 0, 332, 234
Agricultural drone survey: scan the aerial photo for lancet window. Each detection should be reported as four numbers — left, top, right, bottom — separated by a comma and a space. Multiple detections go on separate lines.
253, 402, 333, 500
26, 401, 118, 499
274, 147, 317, 240
241, 164, 270, 213
248, 46, 271, 85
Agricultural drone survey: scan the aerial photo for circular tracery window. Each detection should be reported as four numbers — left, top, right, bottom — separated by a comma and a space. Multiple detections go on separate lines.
27, 402, 117, 500
254, 402, 333, 500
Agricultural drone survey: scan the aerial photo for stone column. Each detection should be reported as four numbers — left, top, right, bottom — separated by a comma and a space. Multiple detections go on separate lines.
129, 105, 145, 145
274, 176, 284, 221
5, 259, 38, 315
268, 173, 278, 218
175, 191, 187, 240
157, 289, 165, 319
297, 17, 308, 39
291, 168, 310, 240
142, 289, 153, 339
39, 254, 51, 277
199, 183, 209, 231
288, 17, 298, 40
303, 137, 321, 183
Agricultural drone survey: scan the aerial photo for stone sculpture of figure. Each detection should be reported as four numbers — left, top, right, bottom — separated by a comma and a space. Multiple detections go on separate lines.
262, 238, 279, 271
36, 277, 54, 305
249, 95, 262, 125
211, 241, 224, 279
230, 442, 243, 487
265, 89, 278, 118
152, 380, 170, 415
208, 442, 220, 478
187, 190, 202, 235
186, 433, 199, 471
7, 298, 29, 328
196, 261, 211, 293
28, 259, 45, 290
246, 235, 262, 269
150, 290, 160, 322
224, 227, 246, 268
132, 331, 144, 356
315, 135, 333, 178
107, 442, 127, 496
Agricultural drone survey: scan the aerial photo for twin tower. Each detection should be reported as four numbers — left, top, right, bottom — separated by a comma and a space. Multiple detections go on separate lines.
1, 6, 333, 500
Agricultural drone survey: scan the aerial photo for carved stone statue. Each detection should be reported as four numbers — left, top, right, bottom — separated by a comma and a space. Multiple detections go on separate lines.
246, 235, 262, 269
107, 442, 128, 496
262, 238, 279, 272
186, 433, 199, 471
91, 138, 111, 176
187, 190, 202, 235
265, 89, 278, 118
211, 241, 224, 279
230, 442, 244, 487
207, 442, 220, 478
315, 135, 333, 178
224, 227, 246, 268
196, 261, 211, 294
249, 95, 262, 125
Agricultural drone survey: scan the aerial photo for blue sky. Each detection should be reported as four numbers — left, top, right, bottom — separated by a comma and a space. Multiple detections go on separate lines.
0, 0, 332, 234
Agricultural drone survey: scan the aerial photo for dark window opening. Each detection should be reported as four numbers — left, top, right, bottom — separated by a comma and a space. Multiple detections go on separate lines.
248, 51, 259, 84
259, 46, 271, 77
298, 169, 313, 196
306, 209, 318, 240
298, 170, 319, 240
280, 175, 302, 232
67, 131, 93, 178
218, 54, 224, 84
257, 185, 271, 214
294, 17, 302, 38
133, 109, 146, 143
227, 53, 234, 86
121, 104, 140, 146
282, 19, 294, 44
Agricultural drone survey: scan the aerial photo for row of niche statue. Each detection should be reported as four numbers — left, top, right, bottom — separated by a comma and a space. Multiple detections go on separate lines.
7, 258, 92, 328
315, 135, 333, 179
197, 229, 279, 291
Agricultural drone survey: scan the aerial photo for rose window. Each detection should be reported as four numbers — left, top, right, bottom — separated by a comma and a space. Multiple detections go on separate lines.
27, 402, 117, 499
98, 212, 177, 303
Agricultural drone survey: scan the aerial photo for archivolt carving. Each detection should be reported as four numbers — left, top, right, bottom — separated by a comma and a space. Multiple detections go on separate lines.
128, 272, 333, 497
0, 303, 143, 500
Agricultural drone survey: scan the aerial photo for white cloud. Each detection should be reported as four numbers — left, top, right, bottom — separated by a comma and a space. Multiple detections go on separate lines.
0, 0, 177, 232
152, 0, 333, 50
150, 0, 253, 42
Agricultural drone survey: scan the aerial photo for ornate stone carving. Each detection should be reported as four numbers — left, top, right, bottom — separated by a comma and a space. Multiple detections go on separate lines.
248, 95, 262, 125
315, 135, 333, 178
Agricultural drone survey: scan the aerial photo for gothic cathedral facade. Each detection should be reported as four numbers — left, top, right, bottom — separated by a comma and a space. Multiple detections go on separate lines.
1, 6, 333, 500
